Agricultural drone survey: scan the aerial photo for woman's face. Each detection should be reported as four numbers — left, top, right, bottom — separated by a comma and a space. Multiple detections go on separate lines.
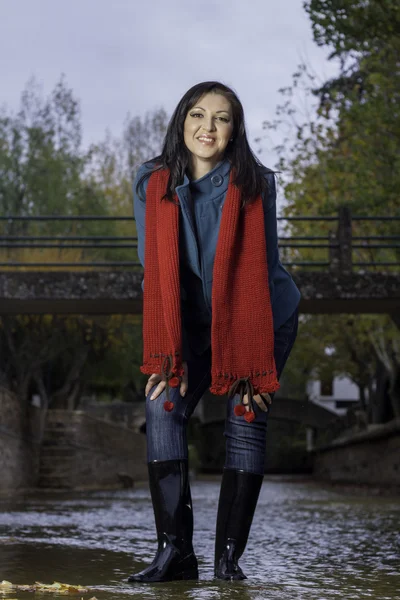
183, 92, 234, 170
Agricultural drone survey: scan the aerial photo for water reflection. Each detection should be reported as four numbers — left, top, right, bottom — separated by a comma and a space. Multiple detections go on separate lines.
0, 478, 399, 599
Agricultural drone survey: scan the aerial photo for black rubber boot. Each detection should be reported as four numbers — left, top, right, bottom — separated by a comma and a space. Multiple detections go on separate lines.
214, 468, 263, 580
128, 459, 198, 583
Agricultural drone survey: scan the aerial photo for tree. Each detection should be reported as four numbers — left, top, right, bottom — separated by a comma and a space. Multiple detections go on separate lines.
0, 78, 168, 434
124, 108, 168, 178
87, 107, 168, 264
262, 0, 400, 423
0, 77, 109, 219
0, 314, 147, 440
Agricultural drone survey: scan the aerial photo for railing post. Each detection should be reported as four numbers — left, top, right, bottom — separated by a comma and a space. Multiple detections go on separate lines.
6, 217, 13, 260
306, 427, 315, 452
339, 206, 353, 273
330, 206, 352, 273
329, 230, 339, 272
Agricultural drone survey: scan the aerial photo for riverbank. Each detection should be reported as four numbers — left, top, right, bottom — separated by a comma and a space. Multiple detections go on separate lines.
313, 419, 400, 487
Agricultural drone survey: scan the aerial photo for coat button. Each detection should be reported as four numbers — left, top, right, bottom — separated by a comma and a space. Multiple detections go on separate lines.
211, 174, 223, 187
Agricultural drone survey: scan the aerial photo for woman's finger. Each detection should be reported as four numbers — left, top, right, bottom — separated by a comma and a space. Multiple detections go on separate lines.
180, 361, 188, 397
242, 393, 270, 413
145, 373, 162, 397
253, 393, 270, 412
150, 380, 166, 400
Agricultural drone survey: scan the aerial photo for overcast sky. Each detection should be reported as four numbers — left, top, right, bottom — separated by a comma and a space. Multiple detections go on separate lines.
1, 0, 339, 172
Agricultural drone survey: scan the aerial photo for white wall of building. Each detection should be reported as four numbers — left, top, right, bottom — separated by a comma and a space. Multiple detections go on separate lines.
307, 375, 360, 416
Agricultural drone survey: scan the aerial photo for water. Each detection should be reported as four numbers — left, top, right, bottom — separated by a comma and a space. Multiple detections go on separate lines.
0, 477, 399, 600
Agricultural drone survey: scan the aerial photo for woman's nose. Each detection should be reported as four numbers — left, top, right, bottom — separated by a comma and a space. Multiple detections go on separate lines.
202, 117, 216, 132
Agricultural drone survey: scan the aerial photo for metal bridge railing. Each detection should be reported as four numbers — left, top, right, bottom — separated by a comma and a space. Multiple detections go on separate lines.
0, 207, 399, 271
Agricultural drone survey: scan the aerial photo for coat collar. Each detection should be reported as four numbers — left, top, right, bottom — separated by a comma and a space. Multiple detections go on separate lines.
176, 159, 231, 202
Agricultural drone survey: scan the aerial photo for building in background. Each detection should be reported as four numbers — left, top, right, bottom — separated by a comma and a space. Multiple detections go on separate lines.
307, 375, 361, 416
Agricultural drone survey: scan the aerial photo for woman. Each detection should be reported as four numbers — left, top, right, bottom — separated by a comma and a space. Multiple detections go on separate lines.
129, 81, 300, 583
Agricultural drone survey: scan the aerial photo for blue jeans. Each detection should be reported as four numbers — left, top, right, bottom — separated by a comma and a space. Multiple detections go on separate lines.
145, 308, 298, 475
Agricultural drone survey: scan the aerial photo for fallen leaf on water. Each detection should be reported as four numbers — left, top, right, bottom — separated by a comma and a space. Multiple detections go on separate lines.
36, 582, 88, 594
0, 580, 89, 594
1, 581, 35, 592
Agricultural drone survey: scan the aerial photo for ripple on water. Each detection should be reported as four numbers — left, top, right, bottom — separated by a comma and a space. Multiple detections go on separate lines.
0, 479, 399, 600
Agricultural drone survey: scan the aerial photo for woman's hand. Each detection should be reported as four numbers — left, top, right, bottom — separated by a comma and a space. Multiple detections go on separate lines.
145, 361, 189, 400
243, 392, 272, 413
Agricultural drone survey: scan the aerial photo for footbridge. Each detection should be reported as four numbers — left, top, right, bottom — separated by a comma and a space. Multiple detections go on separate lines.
0, 208, 399, 316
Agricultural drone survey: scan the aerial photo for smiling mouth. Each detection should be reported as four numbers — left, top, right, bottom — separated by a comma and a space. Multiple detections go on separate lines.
197, 136, 216, 145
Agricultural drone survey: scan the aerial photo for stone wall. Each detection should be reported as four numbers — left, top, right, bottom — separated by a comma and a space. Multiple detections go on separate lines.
313, 419, 400, 486
0, 388, 40, 491
1, 270, 399, 315
198, 419, 312, 474
82, 400, 146, 432
39, 409, 147, 489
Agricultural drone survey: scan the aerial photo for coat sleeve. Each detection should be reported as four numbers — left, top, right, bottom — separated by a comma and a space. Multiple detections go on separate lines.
262, 172, 280, 300
132, 166, 148, 269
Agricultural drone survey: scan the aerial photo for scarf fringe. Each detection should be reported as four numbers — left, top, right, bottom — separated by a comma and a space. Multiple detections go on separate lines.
140, 357, 184, 379
210, 372, 280, 396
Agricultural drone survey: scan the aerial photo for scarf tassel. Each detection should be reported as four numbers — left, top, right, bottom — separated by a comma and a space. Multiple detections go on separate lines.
229, 377, 274, 422
161, 354, 182, 412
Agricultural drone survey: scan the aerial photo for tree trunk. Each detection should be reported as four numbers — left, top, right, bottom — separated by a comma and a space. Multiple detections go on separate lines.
389, 363, 400, 420
371, 360, 391, 424
358, 384, 367, 412
50, 346, 89, 409
391, 313, 400, 330
67, 379, 83, 411
33, 371, 50, 443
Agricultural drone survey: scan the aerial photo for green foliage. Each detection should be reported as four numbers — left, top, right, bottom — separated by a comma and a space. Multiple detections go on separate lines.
83, 315, 147, 396
89, 107, 168, 215
0, 76, 118, 268
265, 0, 400, 421
304, 0, 400, 59
0, 314, 146, 412
124, 108, 168, 177
0, 76, 107, 219
0, 77, 167, 415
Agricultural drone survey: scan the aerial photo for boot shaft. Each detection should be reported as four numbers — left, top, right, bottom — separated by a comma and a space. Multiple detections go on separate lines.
148, 459, 194, 555
215, 468, 263, 576
127, 459, 198, 583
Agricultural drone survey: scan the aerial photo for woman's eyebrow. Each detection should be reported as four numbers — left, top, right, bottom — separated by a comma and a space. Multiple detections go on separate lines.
192, 106, 230, 114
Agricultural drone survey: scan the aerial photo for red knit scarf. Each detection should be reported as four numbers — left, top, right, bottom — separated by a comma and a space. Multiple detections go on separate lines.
140, 167, 280, 419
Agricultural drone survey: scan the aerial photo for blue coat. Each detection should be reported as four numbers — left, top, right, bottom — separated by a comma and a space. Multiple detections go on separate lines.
133, 159, 300, 360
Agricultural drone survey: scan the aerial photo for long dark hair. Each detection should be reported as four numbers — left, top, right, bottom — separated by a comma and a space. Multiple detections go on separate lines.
137, 81, 269, 205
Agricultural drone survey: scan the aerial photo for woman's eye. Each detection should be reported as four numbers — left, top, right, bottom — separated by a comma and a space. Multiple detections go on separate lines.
189, 113, 230, 123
